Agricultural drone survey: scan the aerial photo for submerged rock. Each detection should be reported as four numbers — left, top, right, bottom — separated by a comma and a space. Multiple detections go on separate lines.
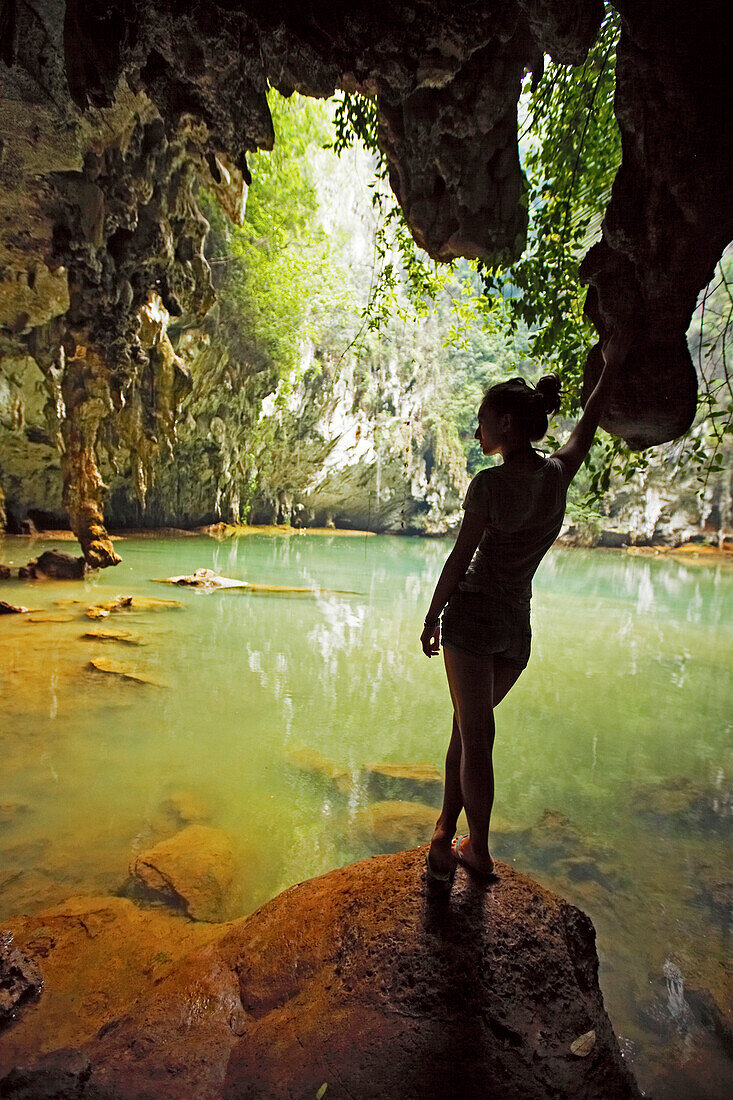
26, 611, 76, 623
634, 776, 733, 837
0, 565, 12, 579
87, 658, 163, 687
0, 850, 641, 1099
17, 551, 86, 580
81, 627, 144, 646
154, 568, 251, 589
283, 746, 351, 795
0, 802, 31, 826
0, 931, 43, 1030
354, 799, 440, 852
0, 897, 220, 1068
86, 595, 183, 619
362, 761, 444, 803
159, 789, 212, 828
694, 876, 733, 924
129, 825, 240, 922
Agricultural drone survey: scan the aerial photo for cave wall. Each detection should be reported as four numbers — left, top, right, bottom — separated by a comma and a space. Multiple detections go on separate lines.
0, 1, 731, 561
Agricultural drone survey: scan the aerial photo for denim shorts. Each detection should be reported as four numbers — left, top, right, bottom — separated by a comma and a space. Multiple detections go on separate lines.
441, 586, 531, 668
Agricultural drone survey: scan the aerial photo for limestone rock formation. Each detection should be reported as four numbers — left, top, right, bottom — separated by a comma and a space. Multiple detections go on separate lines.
0, 849, 640, 1099
0, 1, 731, 558
17, 549, 85, 580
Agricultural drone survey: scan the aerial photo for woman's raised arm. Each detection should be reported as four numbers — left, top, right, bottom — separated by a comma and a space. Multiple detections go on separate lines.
554, 333, 630, 482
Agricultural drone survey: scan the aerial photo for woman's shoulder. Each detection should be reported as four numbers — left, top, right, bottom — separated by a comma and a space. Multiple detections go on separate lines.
469, 464, 502, 485
464, 465, 499, 514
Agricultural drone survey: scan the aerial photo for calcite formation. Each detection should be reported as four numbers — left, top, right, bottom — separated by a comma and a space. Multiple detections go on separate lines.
0, 1, 731, 561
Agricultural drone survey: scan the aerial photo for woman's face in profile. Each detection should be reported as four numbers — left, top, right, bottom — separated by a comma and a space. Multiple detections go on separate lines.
475, 406, 502, 455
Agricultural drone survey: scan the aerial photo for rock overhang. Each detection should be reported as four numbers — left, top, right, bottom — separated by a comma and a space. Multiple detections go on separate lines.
0, 0, 731, 560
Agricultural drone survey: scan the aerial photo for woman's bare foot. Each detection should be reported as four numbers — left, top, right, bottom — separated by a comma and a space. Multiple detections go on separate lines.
454, 834, 494, 876
427, 827, 454, 878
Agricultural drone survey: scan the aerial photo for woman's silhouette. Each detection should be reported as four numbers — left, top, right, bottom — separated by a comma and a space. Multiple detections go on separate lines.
421, 334, 627, 881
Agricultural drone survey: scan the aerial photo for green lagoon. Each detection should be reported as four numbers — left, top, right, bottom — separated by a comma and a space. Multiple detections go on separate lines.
1, 532, 732, 1096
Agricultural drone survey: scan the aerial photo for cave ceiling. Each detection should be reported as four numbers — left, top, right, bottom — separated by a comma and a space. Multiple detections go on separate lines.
0, 0, 731, 564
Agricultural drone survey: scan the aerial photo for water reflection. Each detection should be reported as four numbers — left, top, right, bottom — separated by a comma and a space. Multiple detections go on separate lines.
0, 535, 731, 1095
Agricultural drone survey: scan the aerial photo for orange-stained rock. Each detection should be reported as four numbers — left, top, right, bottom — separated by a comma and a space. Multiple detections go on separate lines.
81, 627, 144, 646
0, 896, 222, 1070
1, 849, 641, 1099
129, 825, 241, 922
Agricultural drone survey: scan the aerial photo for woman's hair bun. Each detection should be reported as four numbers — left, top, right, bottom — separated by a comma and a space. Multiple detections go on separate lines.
536, 373, 562, 416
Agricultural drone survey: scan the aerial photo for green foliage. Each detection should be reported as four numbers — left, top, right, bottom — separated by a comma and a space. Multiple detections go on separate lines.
178, 91, 358, 520
201, 93, 349, 392
328, 6, 732, 511
329, 92, 448, 333
479, 6, 621, 402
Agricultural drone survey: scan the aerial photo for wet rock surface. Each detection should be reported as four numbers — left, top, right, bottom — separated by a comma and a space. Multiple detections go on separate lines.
0, 850, 640, 1100
154, 568, 251, 589
0, 932, 43, 1031
85, 595, 183, 619
81, 627, 144, 646
0, 897, 220, 1069
0, 602, 28, 614
87, 657, 163, 687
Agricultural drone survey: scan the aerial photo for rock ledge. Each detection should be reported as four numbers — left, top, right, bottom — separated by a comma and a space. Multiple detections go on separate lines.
0, 848, 640, 1099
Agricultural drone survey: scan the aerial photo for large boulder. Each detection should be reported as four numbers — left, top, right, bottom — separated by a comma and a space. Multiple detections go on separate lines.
1, 849, 640, 1099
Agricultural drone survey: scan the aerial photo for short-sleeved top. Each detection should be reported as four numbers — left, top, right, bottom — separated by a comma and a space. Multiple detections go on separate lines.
460, 455, 567, 609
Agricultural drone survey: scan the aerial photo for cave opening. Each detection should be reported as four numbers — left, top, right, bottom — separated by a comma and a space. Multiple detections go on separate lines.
0, 4, 732, 1099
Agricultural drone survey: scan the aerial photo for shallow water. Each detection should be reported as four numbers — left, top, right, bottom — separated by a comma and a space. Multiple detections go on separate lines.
1, 532, 732, 1096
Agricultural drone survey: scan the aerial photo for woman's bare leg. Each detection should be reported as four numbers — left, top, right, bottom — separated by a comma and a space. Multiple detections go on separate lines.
428, 651, 523, 875
427, 715, 462, 875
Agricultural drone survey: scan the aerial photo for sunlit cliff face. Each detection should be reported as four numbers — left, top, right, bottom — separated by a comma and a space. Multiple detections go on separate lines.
0, 1, 731, 561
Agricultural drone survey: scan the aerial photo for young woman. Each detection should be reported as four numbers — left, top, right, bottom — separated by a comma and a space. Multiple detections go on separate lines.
421, 334, 627, 881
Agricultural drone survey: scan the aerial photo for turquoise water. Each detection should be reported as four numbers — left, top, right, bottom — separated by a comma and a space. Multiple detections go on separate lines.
1, 532, 732, 1096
